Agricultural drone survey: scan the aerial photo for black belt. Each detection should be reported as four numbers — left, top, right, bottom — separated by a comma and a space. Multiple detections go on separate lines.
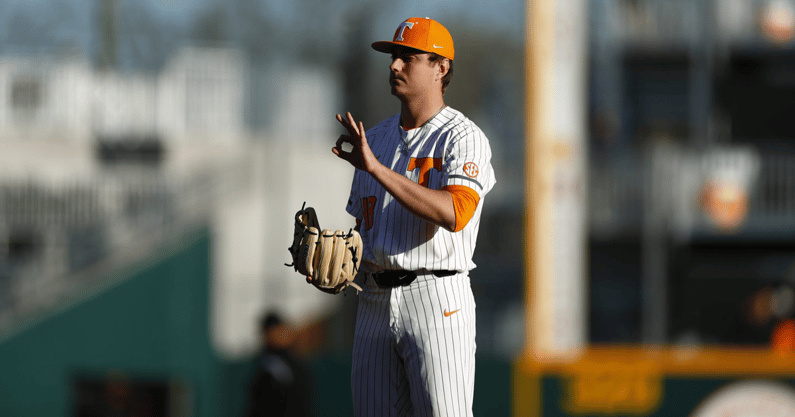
370, 270, 457, 288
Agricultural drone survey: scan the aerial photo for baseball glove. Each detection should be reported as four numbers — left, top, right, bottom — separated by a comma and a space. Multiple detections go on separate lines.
286, 203, 363, 294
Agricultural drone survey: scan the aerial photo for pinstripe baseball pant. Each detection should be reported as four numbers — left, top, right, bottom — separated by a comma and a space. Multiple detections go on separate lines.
351, 271, 476, 417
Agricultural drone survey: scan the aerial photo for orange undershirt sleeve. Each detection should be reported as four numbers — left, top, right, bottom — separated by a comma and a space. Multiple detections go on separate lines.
442, 185, 480, 232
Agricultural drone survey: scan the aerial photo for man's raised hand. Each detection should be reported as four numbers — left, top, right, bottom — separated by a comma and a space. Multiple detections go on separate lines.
333, 112, 380, 174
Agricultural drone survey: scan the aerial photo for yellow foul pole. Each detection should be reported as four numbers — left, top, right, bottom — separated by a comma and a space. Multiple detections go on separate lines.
514, 1, 557, 415
518, 0, 588, 414
525, 0, 556, 357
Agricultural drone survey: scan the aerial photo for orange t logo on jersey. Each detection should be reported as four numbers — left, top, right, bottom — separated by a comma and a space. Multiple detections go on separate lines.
408, 157, 442, 187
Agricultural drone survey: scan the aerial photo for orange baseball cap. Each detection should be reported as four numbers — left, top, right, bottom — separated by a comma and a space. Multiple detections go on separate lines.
372, 17, 455, 61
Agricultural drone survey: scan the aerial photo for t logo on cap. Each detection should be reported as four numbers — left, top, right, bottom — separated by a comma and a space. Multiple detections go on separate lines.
395, 21, 415, 41
371, 17, 455, 61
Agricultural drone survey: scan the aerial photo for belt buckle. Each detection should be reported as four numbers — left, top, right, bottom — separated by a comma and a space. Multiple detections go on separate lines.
394, 271, 416, 286
371, 271, 388, 288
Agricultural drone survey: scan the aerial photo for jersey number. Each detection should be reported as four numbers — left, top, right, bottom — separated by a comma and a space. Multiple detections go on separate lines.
362, 196, 377, 231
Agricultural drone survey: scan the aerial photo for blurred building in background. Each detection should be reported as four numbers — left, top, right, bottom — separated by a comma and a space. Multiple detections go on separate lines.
4, 0, 795, 360
588, 0, 795, 347
0, 1, 523, 415
0, 0, 528, 365
8, 0, 795, 415
0, 42, 354, 360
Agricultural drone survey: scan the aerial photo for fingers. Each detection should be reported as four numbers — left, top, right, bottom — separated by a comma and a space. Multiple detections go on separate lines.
335, 113, 351, 132
333, 134, 353, 161
336, 112, 362, 138
335, 112, 364, 150
335, 134, 349, 149
346, 112, 360, 136
334, 112, 368, 167
331, 146, 349, 160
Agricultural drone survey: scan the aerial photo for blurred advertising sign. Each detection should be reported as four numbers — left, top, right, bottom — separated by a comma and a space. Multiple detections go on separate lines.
563, 360, 662, 415
699, 181, 749, 230
762, 0, 795, 43
513, 347, 795, 417
698, 147, 760, 231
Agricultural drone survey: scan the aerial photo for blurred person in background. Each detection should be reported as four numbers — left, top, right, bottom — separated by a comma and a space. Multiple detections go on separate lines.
244, 312, 310, 417
73, 372, 162, 417
769, 283, 795, 351
732, 282, 795, 347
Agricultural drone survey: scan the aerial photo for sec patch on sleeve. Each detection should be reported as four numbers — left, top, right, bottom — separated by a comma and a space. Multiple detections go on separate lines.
463, 162, 479, 178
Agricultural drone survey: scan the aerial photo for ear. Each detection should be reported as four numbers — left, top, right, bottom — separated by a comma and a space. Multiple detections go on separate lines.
435, 58, 450, 81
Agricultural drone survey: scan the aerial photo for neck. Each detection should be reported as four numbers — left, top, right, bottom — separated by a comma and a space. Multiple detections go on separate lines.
399, 94, 446, 130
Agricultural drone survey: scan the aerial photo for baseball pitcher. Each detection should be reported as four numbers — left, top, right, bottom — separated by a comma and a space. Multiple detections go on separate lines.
333, 17, 496, 416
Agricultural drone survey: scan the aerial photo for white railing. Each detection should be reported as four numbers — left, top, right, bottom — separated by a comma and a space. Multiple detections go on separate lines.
600, 0, 764, 48
0, 158, 249, 335
590, 145, 795, 239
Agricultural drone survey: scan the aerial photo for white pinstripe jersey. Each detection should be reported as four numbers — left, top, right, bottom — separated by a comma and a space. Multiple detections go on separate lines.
345, 106, 496, 273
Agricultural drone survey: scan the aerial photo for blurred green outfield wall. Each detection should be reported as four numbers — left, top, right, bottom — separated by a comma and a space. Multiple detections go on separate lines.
0, 227, 513, 417
0, 228, 222, 417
